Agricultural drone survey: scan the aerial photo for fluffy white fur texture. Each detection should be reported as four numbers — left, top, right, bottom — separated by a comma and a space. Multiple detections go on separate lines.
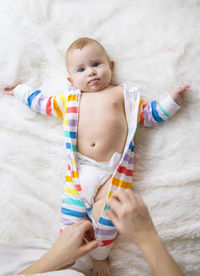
0, 0, 200, 275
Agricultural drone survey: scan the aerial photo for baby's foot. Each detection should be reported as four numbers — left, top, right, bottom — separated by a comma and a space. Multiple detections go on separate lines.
92, 258, 110, 276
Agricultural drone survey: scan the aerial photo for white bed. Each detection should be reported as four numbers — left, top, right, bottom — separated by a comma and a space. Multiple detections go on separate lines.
0, 0, 200, 275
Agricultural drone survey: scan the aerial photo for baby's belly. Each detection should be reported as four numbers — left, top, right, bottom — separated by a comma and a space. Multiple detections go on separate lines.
77, 87, 128, 162
77, 125, 127, 162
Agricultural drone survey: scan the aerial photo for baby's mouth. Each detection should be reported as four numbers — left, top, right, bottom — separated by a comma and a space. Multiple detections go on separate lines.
88, 78, 100, 85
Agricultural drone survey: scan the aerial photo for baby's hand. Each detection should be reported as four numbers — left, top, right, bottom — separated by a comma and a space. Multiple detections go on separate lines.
3, 82, 21, 96
170, 84, 190, 106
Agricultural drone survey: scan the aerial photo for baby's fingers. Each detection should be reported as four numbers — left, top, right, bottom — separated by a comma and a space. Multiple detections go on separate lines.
178, 84, 190, 91
3, 88, 14, 96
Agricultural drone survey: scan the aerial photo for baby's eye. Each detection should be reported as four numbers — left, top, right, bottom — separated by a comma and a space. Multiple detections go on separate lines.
93, 62, 100, 67
78, 67, 85, 72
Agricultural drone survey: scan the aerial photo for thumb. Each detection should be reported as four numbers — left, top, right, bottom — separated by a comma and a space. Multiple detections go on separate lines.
79, 240, 100, 257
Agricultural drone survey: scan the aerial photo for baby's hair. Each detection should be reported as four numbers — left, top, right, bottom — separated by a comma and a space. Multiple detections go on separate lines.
65, 37, 110, 71
67, 37, 100, 51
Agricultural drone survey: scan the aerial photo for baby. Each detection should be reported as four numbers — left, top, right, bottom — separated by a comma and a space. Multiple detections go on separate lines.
4, 37, 189, 276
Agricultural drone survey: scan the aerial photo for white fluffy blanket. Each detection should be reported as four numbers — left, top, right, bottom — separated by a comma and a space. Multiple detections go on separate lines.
0, 0, 200, 275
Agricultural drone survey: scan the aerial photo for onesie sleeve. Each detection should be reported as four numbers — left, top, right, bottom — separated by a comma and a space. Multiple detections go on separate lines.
138, 94, 180, 127
14, 84, 68, 119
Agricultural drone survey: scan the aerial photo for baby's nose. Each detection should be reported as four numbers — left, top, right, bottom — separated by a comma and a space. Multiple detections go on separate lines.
88, 67, 96, 76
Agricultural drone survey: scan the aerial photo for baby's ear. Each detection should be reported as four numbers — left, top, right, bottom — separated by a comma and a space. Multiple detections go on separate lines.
110, 60, 115, 72
67, 77, 72, 84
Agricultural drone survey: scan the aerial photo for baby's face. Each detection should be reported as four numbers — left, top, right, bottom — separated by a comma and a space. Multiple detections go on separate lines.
66, 44, 114, 92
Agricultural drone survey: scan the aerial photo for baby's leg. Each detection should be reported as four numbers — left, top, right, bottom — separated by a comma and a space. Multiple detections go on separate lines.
91, 176, 112, 276
60, 187, 89, 231
92, 175, 112, 223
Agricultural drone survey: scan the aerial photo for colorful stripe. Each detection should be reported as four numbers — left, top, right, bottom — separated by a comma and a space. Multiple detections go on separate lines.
151, 101, 164, 122
158, 102, 171, 118
112, 177, 132, 189
139, 99, 145, 111
95, 228, 117, 236
117, 165, 133, 176
64, 119, 77, 126
66, 143, 76, 152
72, 171, 78, 178
140, 111, 144, 125
64, 131, 77, 139
68, 95, 77, 101
61, 218, 75, 226
65, 175, 73, 183
67, 107, 78, 113
101, 237, 116, 246
27, 90, 41, 108
87, 207, 92, 212
61, 207, 87, 218
98, 217, 114, 227
123, 154, 134, 164
59, 93, 67, 107
53, 97, 63, 118
35, 95, 45, 113
46, 96, 53, 116
104, 204, 111, 210
64, 187, 79, 196
108, 191, 113, 198
128, 143, 134, 152
74, 184, 81, 191
62, 197, 85, 207
139, 100, 147, 125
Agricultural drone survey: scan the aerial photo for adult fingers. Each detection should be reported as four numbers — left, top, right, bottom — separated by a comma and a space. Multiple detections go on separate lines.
79, 240, 100, 257
129, 192, 142, 206
134, 193, 145, 206
106, 196, 121, 212
105, 209, 120, 229
78, 220, 93, 232
110, 190, 131, 203
84, 227, 95, 242
78, 221, 95, 241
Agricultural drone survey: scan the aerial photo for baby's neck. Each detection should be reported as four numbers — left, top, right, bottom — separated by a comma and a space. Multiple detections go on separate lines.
80, 84, 117, 94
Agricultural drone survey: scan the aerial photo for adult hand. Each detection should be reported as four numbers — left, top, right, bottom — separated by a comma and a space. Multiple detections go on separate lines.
106, 190, 157, 248
48, 220, 101, 269
106, 190, 184, 276
19, 220, 101, 274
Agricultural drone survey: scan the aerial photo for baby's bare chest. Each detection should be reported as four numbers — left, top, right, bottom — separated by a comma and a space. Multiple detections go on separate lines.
78, 86, 125, 127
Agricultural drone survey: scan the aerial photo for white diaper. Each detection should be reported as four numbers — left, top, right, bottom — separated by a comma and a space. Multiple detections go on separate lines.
76, 152, 122, 205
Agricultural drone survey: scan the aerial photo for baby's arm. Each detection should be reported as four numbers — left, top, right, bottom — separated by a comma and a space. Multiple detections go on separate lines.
3, 83, 67, 119
169, 84, 190, 106
3, 82, 21, 96
139, 84, 190, 127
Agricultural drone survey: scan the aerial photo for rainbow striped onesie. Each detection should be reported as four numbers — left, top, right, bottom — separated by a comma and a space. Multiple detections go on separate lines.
14, 82, 180, 260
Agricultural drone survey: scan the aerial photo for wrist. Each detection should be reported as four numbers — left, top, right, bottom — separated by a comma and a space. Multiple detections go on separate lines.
137, 230, 162, 256
19, 251, 61, 274
137, 231, 164, 271
169, 91, 182, 106
137, 231, 184, 276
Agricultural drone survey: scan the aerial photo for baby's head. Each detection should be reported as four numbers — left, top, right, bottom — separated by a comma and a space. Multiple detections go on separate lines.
65, 37, 114, 92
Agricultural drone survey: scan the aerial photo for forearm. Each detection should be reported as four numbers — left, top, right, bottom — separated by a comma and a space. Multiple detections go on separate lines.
18, 251, 57, 274
139, 94, 180, 127
14, 84, 65, 118
18, 250, 72, 274
139, 232, 184, 276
